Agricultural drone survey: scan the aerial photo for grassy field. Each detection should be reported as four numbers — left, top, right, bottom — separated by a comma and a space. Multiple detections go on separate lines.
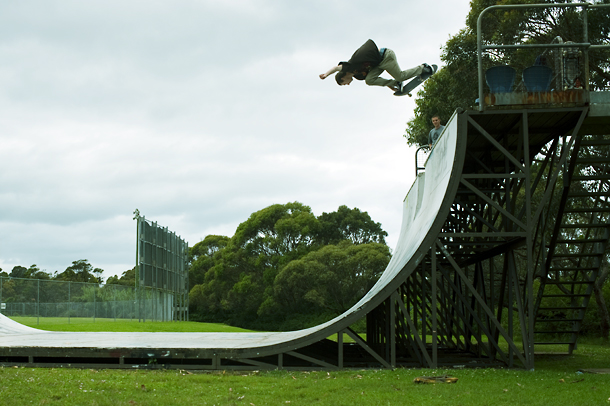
9, 316, 255, 333
1, 318, 609, 405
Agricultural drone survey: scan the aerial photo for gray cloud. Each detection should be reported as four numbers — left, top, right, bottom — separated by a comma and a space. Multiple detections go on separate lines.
0, 0, 471, 278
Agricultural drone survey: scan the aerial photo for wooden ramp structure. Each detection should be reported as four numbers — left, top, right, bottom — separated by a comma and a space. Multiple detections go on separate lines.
1, 102, 609, 370
1, 2, 609, 371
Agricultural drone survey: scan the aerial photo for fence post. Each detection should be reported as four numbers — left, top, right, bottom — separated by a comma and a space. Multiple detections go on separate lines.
93, 284, 96, 323
113, 286, 116, 322
37, 279, 40, 325
68, 281, 71, 324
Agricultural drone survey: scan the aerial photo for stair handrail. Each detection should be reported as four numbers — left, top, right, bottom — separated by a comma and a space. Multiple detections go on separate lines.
477, 2, 610, 111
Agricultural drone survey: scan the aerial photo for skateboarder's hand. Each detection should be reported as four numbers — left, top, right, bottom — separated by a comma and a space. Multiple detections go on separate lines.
320, 65, 342, 80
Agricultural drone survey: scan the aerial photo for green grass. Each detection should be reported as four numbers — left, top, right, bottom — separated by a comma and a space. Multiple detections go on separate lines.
2, 317, 610, 405
1, 356, 609, 406
9, 317, 255, 333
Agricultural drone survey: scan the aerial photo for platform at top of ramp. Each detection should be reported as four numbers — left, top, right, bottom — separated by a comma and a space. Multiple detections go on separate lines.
0, 111, 463, 359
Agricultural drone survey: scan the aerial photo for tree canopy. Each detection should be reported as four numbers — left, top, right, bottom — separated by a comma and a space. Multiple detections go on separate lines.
8, 264, 51, 280
405, 0, 610, 147
269, 241, 388, 315
3, 260, 115, 286
54, 259, 104, 284
188, 202, 391, 330
105, 267, 136, 287
317, 205, 388, 246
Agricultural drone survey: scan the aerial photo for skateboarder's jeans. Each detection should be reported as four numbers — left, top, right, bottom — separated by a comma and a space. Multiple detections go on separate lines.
365, 49, 423, 87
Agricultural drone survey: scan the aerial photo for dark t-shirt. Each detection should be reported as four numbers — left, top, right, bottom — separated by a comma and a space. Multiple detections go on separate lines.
339, 39, 382, 80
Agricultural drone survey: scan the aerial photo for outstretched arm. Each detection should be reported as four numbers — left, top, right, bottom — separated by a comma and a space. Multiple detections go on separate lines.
319, 65, 342, 80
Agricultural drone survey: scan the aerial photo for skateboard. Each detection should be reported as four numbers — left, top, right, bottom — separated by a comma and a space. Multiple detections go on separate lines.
394, 64, 438, 97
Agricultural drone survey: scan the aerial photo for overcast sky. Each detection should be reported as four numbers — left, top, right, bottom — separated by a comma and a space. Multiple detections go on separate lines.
0, 0, 471, 279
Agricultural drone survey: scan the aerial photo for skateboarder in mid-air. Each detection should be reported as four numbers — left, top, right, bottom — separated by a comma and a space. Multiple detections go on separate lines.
319, 39, 435, 96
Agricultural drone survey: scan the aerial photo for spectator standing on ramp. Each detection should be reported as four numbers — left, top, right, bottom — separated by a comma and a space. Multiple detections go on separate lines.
428, 115, 445, 148
319, 39, 434, 95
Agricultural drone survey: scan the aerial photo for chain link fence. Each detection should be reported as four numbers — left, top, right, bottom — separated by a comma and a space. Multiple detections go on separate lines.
0, 276, 181, 323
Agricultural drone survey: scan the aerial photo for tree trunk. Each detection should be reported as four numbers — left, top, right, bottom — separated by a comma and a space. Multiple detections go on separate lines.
593, 266, 610, 341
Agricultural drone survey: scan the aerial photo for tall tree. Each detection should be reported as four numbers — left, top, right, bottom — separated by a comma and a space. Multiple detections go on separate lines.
189, 235, 230, 289
9, 266, 29, 279
54, 260, 104, 284
405, 0, 610, 146
105, 267, 136, 287
189, 202, 321, 325
188, 202, 392, 330
317, 205, 388, 246
8, 265, 50, 280
266, 241, 390, 317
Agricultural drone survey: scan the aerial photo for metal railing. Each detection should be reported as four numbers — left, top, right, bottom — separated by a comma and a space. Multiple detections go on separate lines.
415, 146, 429, 176
477, 2, 610, 111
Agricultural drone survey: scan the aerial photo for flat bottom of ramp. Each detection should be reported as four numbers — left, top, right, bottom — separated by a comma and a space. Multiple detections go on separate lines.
578, 369, 610, 374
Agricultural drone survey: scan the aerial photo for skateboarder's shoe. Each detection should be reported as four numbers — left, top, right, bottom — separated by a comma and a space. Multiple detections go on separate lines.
419, 63, 435, 81
394, 64, 438, 97
393, 81, 404, 95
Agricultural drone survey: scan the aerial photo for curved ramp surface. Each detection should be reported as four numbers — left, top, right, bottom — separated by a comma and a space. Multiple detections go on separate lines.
0, 111, 464, 369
